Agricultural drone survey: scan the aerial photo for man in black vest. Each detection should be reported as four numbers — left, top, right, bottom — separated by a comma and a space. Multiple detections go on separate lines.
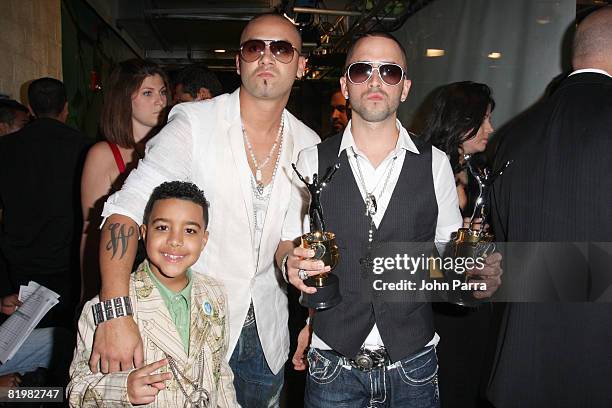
277, 33, 502, 407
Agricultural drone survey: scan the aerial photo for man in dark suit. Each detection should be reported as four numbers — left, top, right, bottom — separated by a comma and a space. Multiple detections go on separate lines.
488, 7, 612, 407
0, 78, 90, 329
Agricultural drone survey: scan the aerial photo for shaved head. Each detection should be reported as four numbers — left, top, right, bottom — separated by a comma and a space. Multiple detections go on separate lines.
572, 6, 612, 71
236, 13, 307, 102
240, 13, 302, 51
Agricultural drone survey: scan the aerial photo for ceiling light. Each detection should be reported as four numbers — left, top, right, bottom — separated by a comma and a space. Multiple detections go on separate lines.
488, 52, 501, 59
426, 49, 445, 57
214, 49, 226, 53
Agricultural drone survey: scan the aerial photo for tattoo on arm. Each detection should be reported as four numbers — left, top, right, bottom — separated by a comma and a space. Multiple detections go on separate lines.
105, 223, 136, 259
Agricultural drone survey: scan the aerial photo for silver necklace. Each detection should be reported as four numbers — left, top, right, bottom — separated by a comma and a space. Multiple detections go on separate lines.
242, 114, 285, 194
250, 130, 284, 199
165, 352, 210, 408
251, 133, 284, 234
353, 152, 398, 242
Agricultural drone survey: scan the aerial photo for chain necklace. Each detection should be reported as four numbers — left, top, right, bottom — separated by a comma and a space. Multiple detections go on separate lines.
242, 114, 285, 194
251, 132, 284, 236
352, 151, 398, 242
165, 351, 210, 408
250, 130, 284, 200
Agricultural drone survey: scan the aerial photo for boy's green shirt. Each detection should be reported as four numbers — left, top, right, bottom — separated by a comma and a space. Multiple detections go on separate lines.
144, 260, 192, 353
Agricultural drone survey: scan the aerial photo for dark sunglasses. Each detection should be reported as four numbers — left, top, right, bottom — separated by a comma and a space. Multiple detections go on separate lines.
239, 39, 298, 64
346, 61, 405, 86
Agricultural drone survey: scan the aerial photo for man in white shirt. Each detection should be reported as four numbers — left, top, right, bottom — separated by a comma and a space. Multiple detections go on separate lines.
89, 14, 319, 407
277, 32, 502, 407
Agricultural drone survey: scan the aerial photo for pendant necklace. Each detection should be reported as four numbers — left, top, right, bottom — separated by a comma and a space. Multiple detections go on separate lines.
165, 352, 210, 408
353, 152, 398, 242
242, 114, 285, 195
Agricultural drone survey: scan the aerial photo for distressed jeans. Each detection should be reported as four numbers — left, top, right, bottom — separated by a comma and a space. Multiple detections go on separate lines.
305, 345, 440, 408
229, 314, 284, 408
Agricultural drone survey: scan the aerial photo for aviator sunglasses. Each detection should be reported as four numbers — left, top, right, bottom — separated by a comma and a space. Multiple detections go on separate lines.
240, 39, 299, 64
346, 61, 405, 86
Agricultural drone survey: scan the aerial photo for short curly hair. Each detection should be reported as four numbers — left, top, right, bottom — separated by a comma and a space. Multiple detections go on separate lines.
143, 181, 209, 227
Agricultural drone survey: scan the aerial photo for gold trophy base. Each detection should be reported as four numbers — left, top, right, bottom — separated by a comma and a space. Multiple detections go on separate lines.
299, 231, 341, 310
447, 228, 495, 307
299, 274, 342, 310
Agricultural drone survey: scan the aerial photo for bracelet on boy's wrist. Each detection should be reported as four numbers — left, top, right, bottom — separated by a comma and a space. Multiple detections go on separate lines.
91, 296, 133, 326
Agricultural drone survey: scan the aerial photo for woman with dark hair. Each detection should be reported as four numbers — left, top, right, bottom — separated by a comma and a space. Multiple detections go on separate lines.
424, 81, 495, 212
80, 59, 169, 300
423, 81, 497, 408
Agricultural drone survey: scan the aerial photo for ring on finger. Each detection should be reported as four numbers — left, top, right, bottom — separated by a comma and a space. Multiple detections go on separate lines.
298, 269, 308, 280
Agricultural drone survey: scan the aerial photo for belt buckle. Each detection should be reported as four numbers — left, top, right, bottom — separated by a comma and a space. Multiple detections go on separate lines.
354, 352, 375, 371
352, 348, 388, 371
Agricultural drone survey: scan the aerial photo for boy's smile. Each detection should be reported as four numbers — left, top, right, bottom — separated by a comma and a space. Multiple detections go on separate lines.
141, 198, 208, 292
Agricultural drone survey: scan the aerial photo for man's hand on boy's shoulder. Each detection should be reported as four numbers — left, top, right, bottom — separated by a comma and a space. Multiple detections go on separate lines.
90, 317, 144, 373
127, 358, 171, 405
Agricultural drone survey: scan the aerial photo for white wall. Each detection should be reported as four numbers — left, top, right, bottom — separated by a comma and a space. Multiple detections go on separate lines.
0, 0, 62, 102
394, 0, 575, 131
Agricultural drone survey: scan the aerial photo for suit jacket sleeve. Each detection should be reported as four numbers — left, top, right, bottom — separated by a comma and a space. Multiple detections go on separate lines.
67, 300, 134, 407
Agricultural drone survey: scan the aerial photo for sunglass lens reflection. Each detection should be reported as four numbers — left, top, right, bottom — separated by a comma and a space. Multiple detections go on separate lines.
380, 65, 403, 85
348, 63, 373, 84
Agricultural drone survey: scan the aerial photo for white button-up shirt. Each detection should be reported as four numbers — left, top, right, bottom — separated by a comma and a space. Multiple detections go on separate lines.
282, 119, 462, 350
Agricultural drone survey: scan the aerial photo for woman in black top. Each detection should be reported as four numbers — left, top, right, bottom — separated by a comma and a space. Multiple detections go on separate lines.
424, 81, 494, 216
423, 81, 496, 408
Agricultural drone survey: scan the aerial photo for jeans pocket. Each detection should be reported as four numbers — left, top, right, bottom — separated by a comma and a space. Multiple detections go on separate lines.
396, 346, 439, 386
306, 349, 343, 385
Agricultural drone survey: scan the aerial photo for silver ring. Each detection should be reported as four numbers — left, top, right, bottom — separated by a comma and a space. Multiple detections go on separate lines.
298, 269, 308, 280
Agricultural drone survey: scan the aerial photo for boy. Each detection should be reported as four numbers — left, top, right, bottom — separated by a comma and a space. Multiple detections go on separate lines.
68, 181, 237, 407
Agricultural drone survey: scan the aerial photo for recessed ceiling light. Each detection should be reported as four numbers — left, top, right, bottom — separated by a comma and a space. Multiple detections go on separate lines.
426, 49, 445, 57
214, 49, 226, 53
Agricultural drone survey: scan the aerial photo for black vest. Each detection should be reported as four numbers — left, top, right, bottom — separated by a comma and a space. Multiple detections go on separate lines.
313, 133, 438, 362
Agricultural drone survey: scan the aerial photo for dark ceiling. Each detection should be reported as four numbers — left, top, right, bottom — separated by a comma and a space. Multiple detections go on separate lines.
85, 0, 435, 80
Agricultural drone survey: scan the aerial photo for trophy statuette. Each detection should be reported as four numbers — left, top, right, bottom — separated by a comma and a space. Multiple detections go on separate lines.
292, 163, 341, 310
446, 156, 511, 306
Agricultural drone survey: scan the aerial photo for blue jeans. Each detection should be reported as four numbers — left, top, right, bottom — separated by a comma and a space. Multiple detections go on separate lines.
305, 346, 440, 408
0, 327, 69, 375
229, 318, 284, 408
